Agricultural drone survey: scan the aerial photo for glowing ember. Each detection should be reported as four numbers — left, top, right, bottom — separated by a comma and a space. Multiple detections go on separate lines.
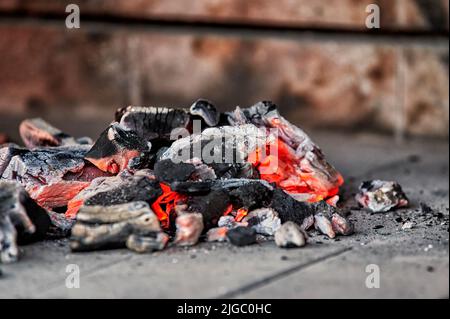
235, 208, 249, 222
248, 137, 343, 203
151, 183, 186, 229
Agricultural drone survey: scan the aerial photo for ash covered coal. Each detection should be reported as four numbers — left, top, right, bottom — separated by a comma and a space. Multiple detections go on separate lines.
356, 180, 409, 213
19, 118, 92, 149
1, 144, 110, 209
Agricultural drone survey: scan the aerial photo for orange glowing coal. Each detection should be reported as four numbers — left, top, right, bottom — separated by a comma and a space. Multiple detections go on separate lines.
248, 137, 343, 203
151, 183, 186, 229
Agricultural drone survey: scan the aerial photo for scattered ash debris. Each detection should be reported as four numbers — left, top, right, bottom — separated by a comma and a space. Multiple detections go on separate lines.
356, 180, 409, 213
2, 99, 440, 263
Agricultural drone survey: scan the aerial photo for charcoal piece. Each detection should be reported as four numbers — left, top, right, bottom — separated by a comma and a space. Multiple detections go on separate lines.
227, 101, 344, 202
170, 180, 212, 195
19, 118, 91, 149
356, 180, 409, 213
126, 232, 169, 253
242, 208, 281, 236
118, 106, 190, 141
0, 181, 51, 263
70, 202, 161, 251
85, 123, 151, 174
331, 213, 354, 236
154, 159, 196, 183
46, 211, 75, 238
206, 227, 228, 242
175, 213, 204, 246
314, 213, 336, 238
226, 227, 256, 246
1, 145, 108, 209
186, 190, 231, 229
0, 144, 27, 177
275, 222, 307, 248
189, 99, 220, 127
269, 188, 316, 225
228, 182, 272, 211
66, 172, 162, 218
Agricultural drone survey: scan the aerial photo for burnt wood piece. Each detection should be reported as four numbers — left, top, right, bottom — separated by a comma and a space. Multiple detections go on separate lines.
0, 181, 51, 263
118, 106, 190, 141
66, 171, 162, 219
85, 123, 151, 174
189, 99, 220, 127
1, 144, 109, 209
228, 182, 272, 210
70, 202, 162, 252
117, 100, 220, 142
19, 118, 92, 149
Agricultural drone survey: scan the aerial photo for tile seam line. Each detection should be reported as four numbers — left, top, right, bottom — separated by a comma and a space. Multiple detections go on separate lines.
215, 246, 352, 299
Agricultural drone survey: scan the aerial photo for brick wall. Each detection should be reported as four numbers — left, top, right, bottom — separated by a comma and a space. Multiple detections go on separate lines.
0, 0, 448, 140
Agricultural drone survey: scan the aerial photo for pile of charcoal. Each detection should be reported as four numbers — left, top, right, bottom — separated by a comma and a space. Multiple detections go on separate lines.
1, 100, 409, 263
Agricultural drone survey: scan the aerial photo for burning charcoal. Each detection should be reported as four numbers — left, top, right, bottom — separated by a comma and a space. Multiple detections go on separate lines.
19, 118, 91, 149
70, 202, 161, 251
117, 106, 191, 141
226, 226, 257, 247
85, 123, 151, 174
126, 232, 169, 253
356, 180, 409, 213
206, 227, 228, 242
66, 171, 162, 219
0, 181, 51, 263
227, 101, 344, 202
314, 213, 336, 239
185, 158, 217, 181
275, 222, 307, 248
189, 99, 220, 127
185, 190, 231, 230
242, 208, 281, 236
0, 144, 25, 177
46, 210, 75, 238
1, 145, 110, 209
175, 213, 204, 246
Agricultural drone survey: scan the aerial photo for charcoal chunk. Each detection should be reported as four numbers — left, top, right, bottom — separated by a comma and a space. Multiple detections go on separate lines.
186, 190, 230, 230
226, 227, 256, 246
270, 188, 315, 224
85, 123, 151, 174
356, 180, 409, 213
275, 222, 307, 248
154, 159, 196, 183
189, 99, 220, 127
228, 182, 272, 211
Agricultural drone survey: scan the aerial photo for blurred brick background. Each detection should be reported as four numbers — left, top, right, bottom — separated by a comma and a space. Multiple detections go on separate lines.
0, 0, 448, 141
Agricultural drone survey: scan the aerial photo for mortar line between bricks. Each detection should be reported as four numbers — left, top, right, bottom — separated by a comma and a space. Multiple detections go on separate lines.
215, 247, 352, 299
0, 14, 448, 48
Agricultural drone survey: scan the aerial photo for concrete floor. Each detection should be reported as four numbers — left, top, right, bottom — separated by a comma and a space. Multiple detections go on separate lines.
0, 131, 448, 298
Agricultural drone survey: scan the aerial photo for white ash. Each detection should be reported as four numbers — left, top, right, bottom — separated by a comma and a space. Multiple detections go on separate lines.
275, 222, 307, 248
242, 208, 281, 236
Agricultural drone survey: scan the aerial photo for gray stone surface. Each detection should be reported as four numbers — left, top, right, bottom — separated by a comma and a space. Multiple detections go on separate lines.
0, 131, 448, 298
